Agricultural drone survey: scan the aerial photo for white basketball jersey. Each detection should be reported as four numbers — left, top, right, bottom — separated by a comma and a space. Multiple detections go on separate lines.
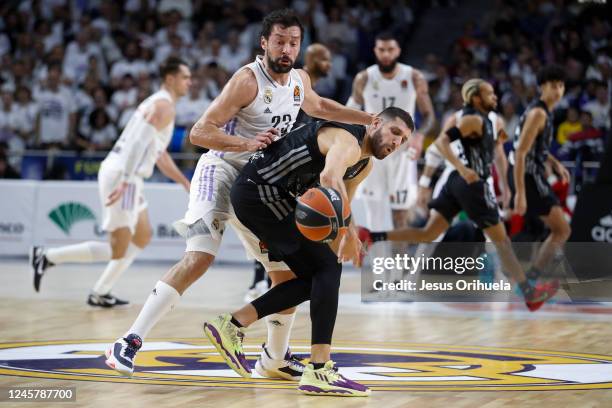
103, 89, 175, 179
362, 63, 417, 116
208, 56, 305, 169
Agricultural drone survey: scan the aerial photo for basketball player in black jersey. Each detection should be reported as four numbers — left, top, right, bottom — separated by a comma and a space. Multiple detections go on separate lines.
204, 107, 414, 396
359, 79, 559, 311
510, 65, 570, 280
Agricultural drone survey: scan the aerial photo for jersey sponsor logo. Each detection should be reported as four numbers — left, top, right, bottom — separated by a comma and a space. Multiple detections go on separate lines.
263, 88, 273, 104
258, 240, 269, 254
401, 79, 408, 89
1, 339, 612, 391
264, 107, 272, 114
48, 202, 96, 236
293, 85, 301, 102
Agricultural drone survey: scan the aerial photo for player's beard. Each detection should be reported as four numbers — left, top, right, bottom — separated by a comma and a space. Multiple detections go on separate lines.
377, 57, 398, 74
370, 128, 392, 160
267, 54, 294, 73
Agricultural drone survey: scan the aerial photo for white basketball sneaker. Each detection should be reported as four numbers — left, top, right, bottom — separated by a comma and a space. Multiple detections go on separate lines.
254, 343, 305, 380
105, 334, 142, 377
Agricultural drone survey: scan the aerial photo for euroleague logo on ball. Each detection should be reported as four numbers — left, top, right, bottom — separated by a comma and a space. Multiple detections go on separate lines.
295, 187, 350, 242
2, 339, 612, 391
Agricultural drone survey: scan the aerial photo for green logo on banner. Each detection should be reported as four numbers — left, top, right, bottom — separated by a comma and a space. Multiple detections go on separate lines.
48, 202, 96, 235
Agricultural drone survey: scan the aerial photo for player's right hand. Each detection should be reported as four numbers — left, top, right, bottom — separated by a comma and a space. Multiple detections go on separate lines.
513, 193, 527, 216
250, 128, 279, 150
459, 167, 479, 184
106, 181, 129, 206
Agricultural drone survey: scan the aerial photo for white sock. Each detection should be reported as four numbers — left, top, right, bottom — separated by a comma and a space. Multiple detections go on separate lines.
92, 243, 142, 295
45, 241, 111, 265
126, 281, 181, 340
265, 312, 296, 360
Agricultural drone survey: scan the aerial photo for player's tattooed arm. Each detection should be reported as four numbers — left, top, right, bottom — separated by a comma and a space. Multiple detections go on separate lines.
413, 69, 435, 135
299, 70, 373, 125
436, 114, 482, 184
513, 107, 546, 215
346, 70, 367, 109
189, 68, 275, 152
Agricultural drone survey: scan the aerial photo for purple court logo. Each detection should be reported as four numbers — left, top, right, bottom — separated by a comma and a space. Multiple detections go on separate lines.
1, 339, 612, 391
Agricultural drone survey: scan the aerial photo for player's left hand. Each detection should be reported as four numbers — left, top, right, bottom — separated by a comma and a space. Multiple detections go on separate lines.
555, 162, 570, 184
106, 181, 129, 206
338, 227, 363, 267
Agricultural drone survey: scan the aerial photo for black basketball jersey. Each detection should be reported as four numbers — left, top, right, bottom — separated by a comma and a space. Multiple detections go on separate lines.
459, 105, 496, 179
513, 99, 553, 176
243, 120, 370, 197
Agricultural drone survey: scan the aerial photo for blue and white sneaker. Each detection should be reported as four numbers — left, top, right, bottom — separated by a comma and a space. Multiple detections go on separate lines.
254, 343, 305, 380
105, 334, 142, 376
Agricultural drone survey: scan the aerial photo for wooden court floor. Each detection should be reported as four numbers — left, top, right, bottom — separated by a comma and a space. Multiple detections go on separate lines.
1, 259, 611, 408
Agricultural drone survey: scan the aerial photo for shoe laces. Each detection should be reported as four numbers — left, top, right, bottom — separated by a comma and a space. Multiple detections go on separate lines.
123, 338, 141, 359
287, 354, 305, 369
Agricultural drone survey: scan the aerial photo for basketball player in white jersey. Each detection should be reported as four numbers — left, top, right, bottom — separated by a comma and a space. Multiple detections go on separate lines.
30, 57, 192, 307
347, 32, 433, 280
348, 32, 434, 232
105, 9, 372, 379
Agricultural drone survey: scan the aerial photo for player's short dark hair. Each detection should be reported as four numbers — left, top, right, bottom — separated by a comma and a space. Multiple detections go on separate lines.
159, 57, 188, 79
261, 9, 304, 41
375, 31, 398, 43
378, 107, 415, 132
537, 65, 566, 86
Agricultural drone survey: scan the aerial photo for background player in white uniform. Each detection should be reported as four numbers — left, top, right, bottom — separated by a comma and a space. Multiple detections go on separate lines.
30, 57, 191, 307
105, 10, 372, 379
348, 31, 435, 232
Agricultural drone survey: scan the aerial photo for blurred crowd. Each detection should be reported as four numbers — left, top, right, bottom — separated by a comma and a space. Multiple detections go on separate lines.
0, 0, 609, 180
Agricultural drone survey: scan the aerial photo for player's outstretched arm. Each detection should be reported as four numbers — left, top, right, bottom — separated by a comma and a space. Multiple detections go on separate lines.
156, 151, 190, 191
299, 70, 373, 125
513, 107, 546, 215
435, 114, 482, 184
188, 69, 276, 152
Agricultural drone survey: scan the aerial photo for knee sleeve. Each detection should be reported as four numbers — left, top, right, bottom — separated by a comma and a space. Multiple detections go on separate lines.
251, 278, 311, 319
310, 261, 342, 345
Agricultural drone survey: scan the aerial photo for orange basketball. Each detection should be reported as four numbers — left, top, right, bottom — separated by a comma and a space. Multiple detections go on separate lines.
295, 187, 351, 242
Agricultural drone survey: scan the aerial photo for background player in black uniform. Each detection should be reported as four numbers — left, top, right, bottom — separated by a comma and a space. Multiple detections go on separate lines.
359, 79, 559, 311
510, 65, 570, 280
204, 107, 414, 397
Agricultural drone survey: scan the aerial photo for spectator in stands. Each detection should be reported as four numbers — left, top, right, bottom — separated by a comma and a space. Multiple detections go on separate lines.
582, 82, 610, 130
111, 74, 138, 113
0, 149, 20, 179
557, 107, 582, 145
0, 89, 17, 145
12, 85, 37, 151
79, 87, 118, 136
33, 63, 76, 149
76, 108, 117, 152
218, 30, 250, 73
109, 42, 147, 89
